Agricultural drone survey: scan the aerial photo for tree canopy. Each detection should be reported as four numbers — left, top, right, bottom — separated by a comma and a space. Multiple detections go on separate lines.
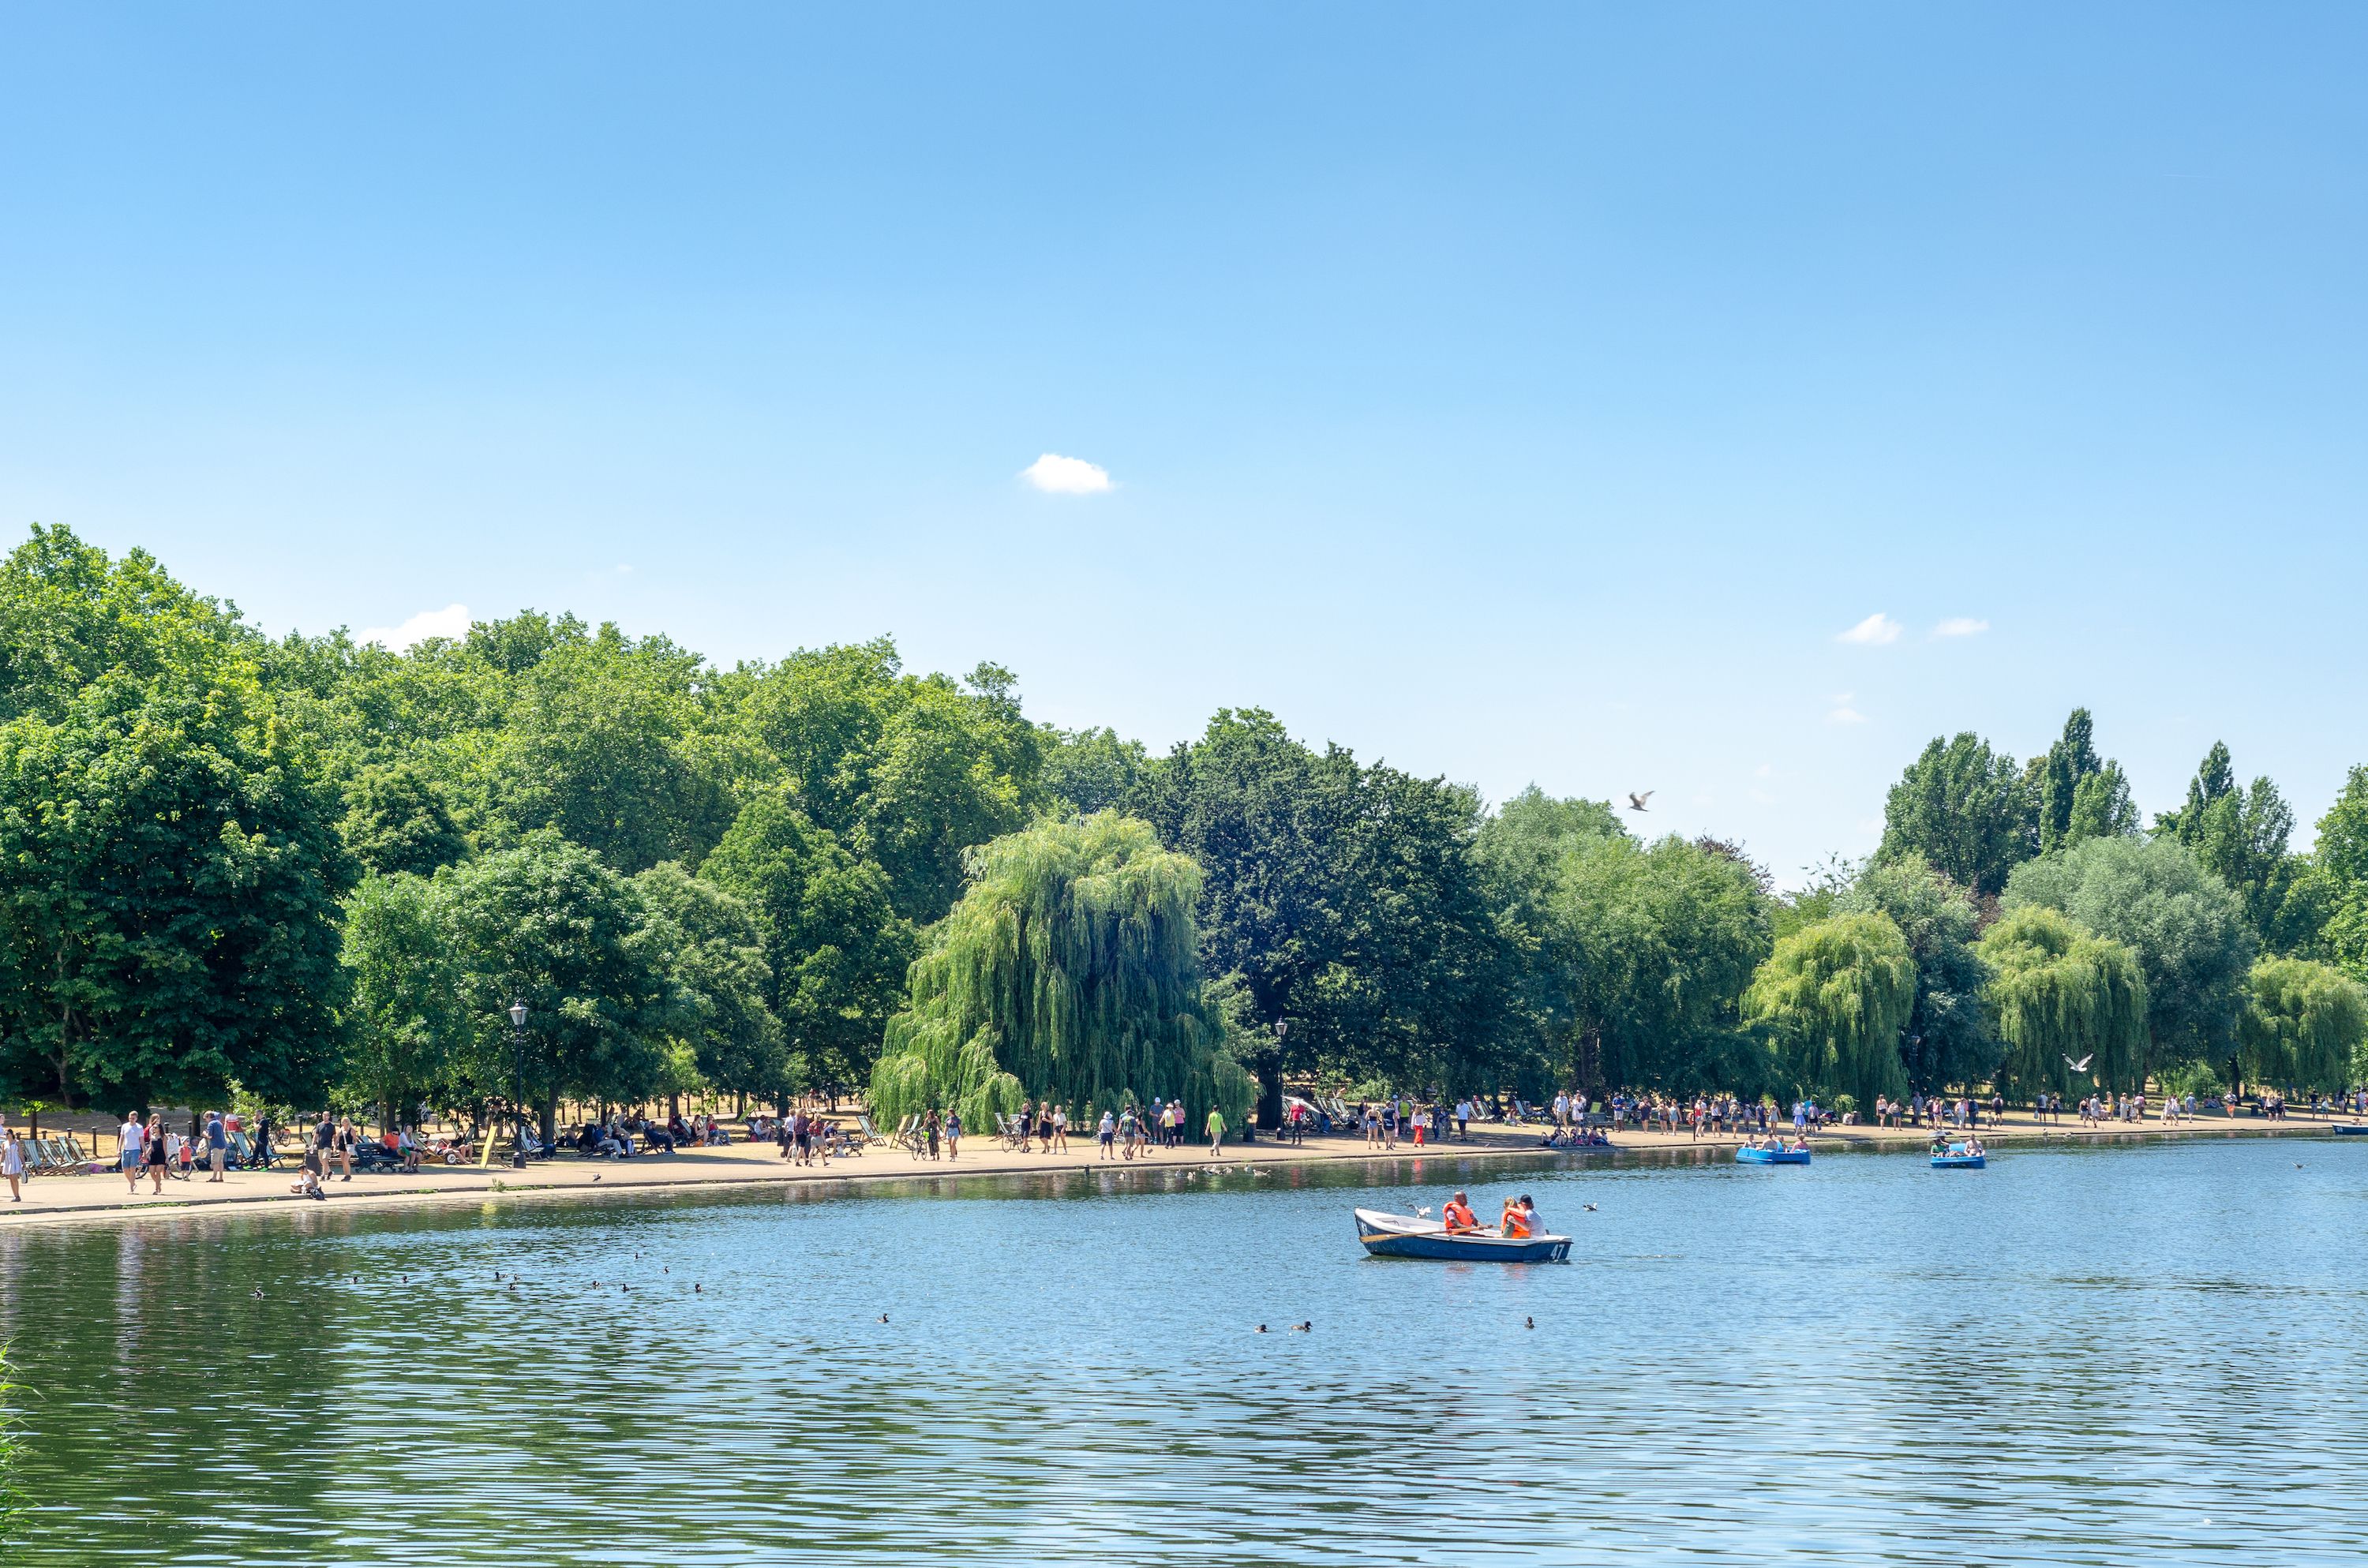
2003, 836, 2254, 1072
2239, 956, 2366, 1093
1875, 732, 2034, 899
1979, 904, 2149, 1095
1835, 856, 1995, 1090
867, 813, 1252, 1134
1744, 912, 1914, 1110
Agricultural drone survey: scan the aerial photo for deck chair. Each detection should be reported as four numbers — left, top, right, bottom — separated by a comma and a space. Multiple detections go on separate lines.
854, 1114, 887, 1147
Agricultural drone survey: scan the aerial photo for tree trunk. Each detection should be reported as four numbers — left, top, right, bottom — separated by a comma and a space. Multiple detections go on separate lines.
541, 1089, 559, 1149
668, 1091, 680, 1121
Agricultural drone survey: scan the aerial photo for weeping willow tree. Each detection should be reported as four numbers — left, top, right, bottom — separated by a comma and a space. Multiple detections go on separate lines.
2239, 956, 2366, 1093
1980, 905, 2149, 1095
867, 812, 1254, 1134
1744, 912, 1914, 1110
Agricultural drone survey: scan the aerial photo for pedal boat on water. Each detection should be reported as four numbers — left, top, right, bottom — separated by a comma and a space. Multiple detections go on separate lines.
1734, 1144, 1812, 1166
1353, 1207, 1572, 1263
1929, 1141, 1987, 1169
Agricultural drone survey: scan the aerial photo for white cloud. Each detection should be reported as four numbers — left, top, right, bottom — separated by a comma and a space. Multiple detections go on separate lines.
358, 603, 470, 651
1828, 703, 1868, 724
1933, 616, 1991, 638
1836, 612, 1902, 645
1020, 453, 1114, 494
1754, 763, 1774, 778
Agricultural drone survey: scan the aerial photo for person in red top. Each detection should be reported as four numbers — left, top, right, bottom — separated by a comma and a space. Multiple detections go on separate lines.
1441, 1191, 1479, 1233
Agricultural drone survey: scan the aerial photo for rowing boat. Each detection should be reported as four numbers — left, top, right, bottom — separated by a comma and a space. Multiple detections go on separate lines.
2334, 1124, 2368, 1136
1352, 1207, 1572, 1263
1735, 1145, 1811, 1166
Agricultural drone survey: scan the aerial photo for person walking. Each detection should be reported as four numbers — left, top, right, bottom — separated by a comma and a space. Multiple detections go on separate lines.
143, 1113, 168, 1193
944, 1109, 961, 1161
2, 1125, 25, 1201
120, 1111, 146, 1194
1205, 1104, 1227, 1156
204, 1110, 229, 1182
333, 1117, 357, 1181
1096, 1107, 1116, 1160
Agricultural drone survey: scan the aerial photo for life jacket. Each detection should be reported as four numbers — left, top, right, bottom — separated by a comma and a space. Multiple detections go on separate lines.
1443, 1201, 1477, 1232
1501, 1207, 1531, 1238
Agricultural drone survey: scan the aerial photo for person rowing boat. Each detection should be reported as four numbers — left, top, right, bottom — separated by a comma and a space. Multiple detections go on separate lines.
1442, 1190, 1480, 1234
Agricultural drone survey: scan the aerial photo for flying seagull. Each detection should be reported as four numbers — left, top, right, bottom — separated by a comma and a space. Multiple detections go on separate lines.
2063, 1054, 2093, 1073
1627, 791, 1654, 812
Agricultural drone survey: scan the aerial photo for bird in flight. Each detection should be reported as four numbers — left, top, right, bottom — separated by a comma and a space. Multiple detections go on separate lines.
2063, 1054, 2093, 1073
1628, 791, 1653, 812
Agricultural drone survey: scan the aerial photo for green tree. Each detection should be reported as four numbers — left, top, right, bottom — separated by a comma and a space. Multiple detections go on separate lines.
2003, 836, 2254, 1072
1553, 833, 1773, 1095
0, 673, 354, 1112
1744, 912, 1915, 1110
725, 642, 1044, 924
2301, 766, 2368, 978
867, 812, 1253, 1133
2157, 742, 2298, 940
700, 790, 912, 1091
1137, 710, 1516, 1115
442, 832, 676, 1140
1876, 732, 2035, 898
631, 862, 788, 1109
2239, 956, 2366, 1094
342, 760, 469, 876
1980, 904, 2149, 1095
1836, 856, 1995, 1089
1040, 726, 1149, 815
497, 625, 733, 874
339, 871, 463, 1128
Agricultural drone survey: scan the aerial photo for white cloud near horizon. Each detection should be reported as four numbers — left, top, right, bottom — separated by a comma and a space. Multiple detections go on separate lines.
1020, 453, 1115, 494
1836, 612, 1902, 645
1933, 616, 1991, 638
358, 602, 470, 650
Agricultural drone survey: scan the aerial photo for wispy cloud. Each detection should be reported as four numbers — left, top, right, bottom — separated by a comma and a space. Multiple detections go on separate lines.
357, 603, 470, 651
1827, 692, 1868, 724
1836, 612, 1902, 646
1933, 616, 1990, 638
1020, 453, 1114, 494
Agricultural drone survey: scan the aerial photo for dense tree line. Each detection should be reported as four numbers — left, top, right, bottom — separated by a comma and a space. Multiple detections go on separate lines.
4, 527, 2366, 1131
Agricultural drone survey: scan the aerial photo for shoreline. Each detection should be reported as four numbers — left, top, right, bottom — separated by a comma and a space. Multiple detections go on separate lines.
0, 1109, 2350, 1233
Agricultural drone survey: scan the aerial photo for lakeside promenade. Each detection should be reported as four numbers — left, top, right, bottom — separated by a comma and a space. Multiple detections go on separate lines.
0, 1106, 2347, 1230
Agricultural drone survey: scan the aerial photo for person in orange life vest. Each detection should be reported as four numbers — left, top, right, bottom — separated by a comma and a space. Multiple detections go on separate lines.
1441, 1191, 1479, 1234
1501, 1195, 1540, 1238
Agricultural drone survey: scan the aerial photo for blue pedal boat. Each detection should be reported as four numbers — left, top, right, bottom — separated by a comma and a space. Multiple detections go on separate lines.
1354, 1208, 1572, 1263
1930, 1146, 1987, 1169
1735, 1145, 1811, 1166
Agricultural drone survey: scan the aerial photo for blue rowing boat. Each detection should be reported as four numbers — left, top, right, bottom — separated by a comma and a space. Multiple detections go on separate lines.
2334, 1125, 2368, 1136
1735, 1145, 1811, 1166
1353, 1208, 1572, 1263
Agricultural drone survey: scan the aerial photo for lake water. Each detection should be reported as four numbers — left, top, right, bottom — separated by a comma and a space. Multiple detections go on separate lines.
4, 1132, 2364, 1565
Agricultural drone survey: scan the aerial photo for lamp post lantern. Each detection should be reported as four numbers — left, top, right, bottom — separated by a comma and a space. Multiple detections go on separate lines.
508, 1000, 529, 1169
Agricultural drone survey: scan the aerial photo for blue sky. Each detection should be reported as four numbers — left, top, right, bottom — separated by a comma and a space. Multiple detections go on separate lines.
5, 4, 2364, 883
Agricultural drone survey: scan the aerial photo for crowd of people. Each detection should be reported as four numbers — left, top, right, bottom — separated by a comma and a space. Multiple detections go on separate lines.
6, 1076, 2366, 1209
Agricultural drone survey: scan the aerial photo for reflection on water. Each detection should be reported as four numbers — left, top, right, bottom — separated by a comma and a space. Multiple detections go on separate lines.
3, 1136, 2365, 1565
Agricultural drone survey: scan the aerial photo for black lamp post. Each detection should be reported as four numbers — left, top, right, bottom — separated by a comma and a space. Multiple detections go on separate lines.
1269, 1020, 1287, 1136
508, 1000, 529, 1169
